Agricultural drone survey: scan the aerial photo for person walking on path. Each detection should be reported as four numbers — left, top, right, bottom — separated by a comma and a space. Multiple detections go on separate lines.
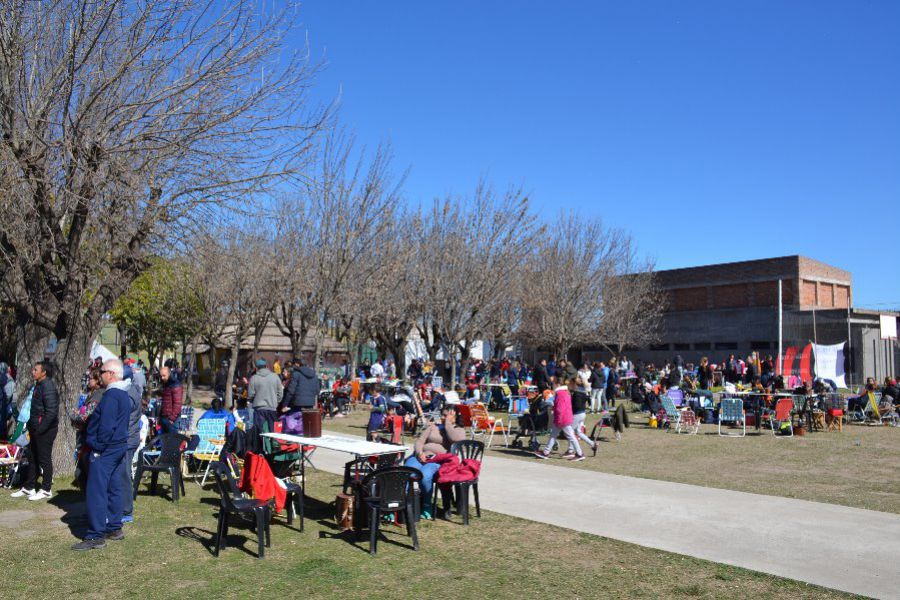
12, 360, 59, 501
72, 359, 131, 551
567, 377, 597, 457
534, 383, 584, 461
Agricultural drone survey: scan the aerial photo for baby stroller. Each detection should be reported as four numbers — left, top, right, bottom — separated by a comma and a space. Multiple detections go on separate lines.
511, 391, 550, 451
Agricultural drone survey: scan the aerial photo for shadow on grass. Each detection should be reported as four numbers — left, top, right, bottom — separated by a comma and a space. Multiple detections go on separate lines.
176, 523, 260, 558
48, 489, 88, 539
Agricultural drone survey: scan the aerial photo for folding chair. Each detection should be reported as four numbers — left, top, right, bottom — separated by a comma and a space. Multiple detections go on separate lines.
174, 406, 194, 434
189, 418, 227, 486
470, 403, 509, 448
677, 408, 700, 435
659, 395, 683, 432
718, 397, 746, 437
769, 398, 793, 437
666, 388, 685, 407
864, 392, 882, 426
506, 397, 529, 437
456, 404, 475, 438
825, 394, 844, 432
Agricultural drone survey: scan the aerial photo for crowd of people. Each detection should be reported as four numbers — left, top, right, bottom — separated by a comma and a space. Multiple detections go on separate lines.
2, 345, 898, 551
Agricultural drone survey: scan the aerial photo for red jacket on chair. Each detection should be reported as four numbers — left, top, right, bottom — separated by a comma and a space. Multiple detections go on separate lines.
239, 451, 286, 513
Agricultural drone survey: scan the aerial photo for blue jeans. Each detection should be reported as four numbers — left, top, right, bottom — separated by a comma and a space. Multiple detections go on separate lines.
121, 448, 135, 517
404, 456, 440, 513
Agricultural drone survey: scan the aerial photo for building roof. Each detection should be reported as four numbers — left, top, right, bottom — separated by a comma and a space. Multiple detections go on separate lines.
653, 255, 851, 289
193, 322, 346, 355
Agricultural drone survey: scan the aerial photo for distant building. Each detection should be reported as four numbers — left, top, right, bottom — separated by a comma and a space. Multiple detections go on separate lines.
625, 256, 898, 386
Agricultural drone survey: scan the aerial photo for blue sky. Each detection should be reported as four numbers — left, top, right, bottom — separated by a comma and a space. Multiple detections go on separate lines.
294, 1, 899, 308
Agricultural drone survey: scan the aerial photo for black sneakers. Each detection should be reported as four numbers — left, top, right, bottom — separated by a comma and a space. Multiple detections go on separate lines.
72, 538, 107, 551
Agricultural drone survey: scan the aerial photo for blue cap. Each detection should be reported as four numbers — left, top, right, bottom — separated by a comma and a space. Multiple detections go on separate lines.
255, 359, 267, 368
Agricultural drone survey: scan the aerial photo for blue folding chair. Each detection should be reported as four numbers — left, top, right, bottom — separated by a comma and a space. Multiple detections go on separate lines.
718, 397, 746, 437
507, 397, 529, 435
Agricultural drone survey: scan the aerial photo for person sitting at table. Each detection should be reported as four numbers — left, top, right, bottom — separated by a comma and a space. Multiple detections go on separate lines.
404, 405, 467, 519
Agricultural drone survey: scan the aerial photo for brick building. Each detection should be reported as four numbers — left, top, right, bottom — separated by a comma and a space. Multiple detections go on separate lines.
626, 256, 898, 385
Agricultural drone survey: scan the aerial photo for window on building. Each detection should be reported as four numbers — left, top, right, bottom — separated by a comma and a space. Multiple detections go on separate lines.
750, 341, 771, 350
715, 342, 738, 350
693, 342, 711, 350
674, 343, 690, 351
649, 343, 669, 351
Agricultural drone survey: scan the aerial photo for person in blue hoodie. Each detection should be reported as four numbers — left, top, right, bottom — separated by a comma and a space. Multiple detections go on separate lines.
73, 359, 131, 551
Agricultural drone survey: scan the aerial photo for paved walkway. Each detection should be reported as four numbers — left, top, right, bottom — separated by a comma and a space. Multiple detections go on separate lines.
317, 429, 900, 599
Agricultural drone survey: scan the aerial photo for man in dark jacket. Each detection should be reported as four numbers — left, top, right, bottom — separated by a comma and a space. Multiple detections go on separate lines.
281, 359, 320, 411
533, 359, 550, 393
13, 361, 59, 500
73, 359, 131, 550
120, 365, 143, 524
158, 366, 183, 433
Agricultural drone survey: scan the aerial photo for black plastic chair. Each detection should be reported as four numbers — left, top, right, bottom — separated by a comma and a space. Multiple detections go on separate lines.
434, 440, 484, 525
356, 466, 421, 555
210, 462, 272, 559
133, 433, 189, 502
342, 448, 405, 494
217, 455, 304, 532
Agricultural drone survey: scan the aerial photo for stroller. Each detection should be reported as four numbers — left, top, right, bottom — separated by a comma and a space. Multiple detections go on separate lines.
511, 391, 550, 451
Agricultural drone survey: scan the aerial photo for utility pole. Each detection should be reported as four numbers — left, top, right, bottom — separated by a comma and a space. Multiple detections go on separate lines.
777, 279, 783, 375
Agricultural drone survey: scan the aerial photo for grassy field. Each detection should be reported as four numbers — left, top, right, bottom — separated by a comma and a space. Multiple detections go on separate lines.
1, 471, 857, 599
324, 404, 900, 514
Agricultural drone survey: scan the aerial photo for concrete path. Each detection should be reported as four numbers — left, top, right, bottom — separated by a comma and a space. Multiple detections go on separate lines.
316, 429, 900, 599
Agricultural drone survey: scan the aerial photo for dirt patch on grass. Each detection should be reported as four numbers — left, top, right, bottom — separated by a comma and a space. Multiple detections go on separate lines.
0, 509, 36, 528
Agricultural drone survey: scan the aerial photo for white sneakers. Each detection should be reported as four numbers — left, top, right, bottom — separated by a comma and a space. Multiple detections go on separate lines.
10, 488, 52, 501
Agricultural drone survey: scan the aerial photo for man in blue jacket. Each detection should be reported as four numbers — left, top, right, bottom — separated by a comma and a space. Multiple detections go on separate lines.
73, 359, 131, 551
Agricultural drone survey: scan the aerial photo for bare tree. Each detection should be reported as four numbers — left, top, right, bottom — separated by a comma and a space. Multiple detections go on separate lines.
418, 184, 534, 384
597, 255, 665, 355
274, 133, 401, 365
517, 214, 628, 359
0, 1, 326, 469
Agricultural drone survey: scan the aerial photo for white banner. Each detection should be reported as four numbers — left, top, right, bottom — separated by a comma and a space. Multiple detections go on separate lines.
880, 315, 898, 340
812, 342, 846, 389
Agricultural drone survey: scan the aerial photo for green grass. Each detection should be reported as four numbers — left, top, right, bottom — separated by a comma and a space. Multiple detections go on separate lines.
326, 404, 900, 514
1, 472, 858, 599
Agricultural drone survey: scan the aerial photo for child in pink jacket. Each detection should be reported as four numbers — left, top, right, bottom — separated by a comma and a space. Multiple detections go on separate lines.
534, 385, 584, 461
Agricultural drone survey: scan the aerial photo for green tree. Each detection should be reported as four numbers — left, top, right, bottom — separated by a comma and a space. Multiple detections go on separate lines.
110, 259, 202, 370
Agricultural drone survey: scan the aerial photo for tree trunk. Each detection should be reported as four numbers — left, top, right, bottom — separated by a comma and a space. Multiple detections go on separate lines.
184, 334, 199, 402
48, 328, 95, 474
224, 339, 241, 409
13, 320, 50, 403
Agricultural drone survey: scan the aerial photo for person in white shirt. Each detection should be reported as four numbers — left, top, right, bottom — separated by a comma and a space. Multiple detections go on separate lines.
370, 361, 385, 378
577, 364, 592, 392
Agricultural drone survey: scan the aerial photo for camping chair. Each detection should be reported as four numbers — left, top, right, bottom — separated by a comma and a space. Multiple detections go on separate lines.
174, 406, 194, 434
210, 462, 272, 559
432, 440, 484, 525
666, 387, 685, 407
355, 466, 421, 555
507, 397, 529, 437
863, 392, 882, 426
658, 395, 683, 432
470, 403, 509, 448
456, 403, 475, 437
717, 397, 746, 437
825, 394, 844, 432
677, 408, 700, 435
189, 418, 227, 487
769, 398, 794, 437
878, 396, 899, 427
133, 433, 189, 502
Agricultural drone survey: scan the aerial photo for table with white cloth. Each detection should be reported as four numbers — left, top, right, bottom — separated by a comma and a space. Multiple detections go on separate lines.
260, 433, 410, 498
